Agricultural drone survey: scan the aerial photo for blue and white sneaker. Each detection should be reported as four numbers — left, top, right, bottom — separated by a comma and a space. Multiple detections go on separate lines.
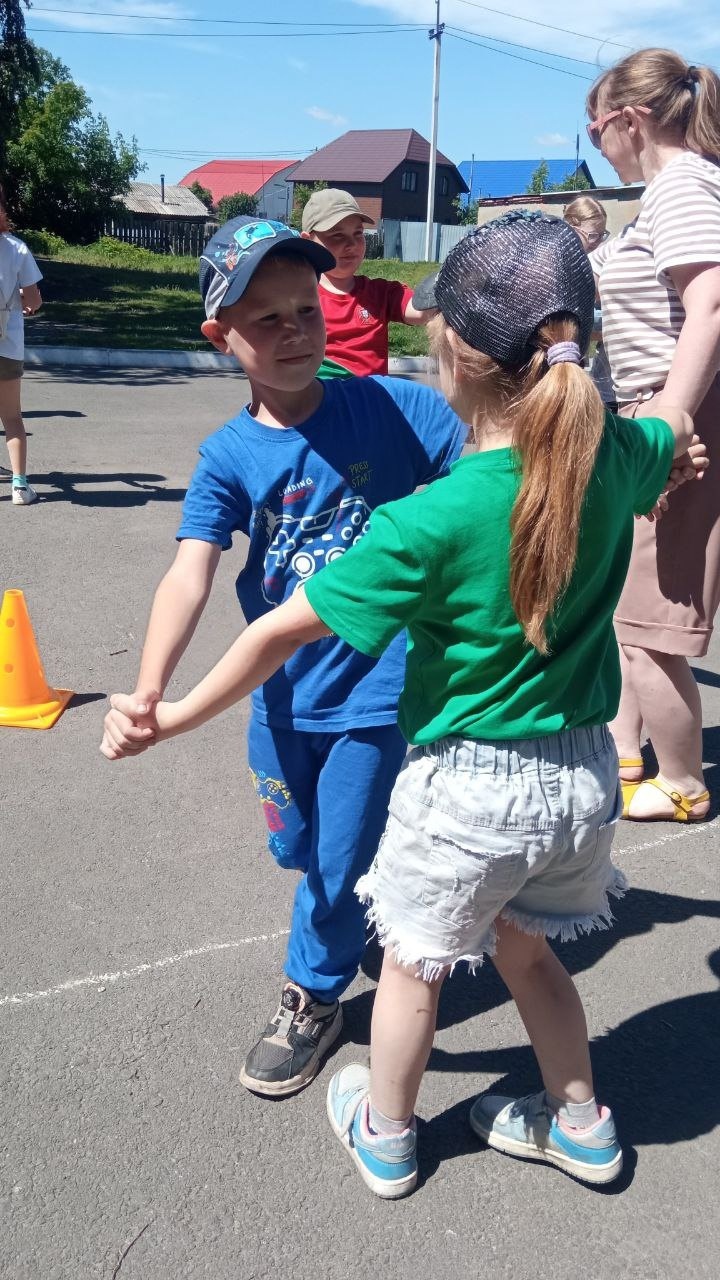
326, 1063, 418, 1199
469, 1090, 623, 1185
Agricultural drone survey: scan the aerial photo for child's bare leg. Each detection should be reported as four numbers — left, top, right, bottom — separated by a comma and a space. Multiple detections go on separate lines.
369, 947, 446, 1122
492, 917, 594, 1104
0, 378, 27, 475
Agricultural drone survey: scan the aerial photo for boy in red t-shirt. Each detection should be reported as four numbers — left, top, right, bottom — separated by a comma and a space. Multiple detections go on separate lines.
301, 189, 429, 376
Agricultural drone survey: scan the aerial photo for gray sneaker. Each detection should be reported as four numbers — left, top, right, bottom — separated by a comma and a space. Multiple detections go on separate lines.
239, 981, 343, 1097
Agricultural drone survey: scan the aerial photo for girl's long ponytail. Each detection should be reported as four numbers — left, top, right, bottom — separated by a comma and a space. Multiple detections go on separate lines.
510, 316, 605, 653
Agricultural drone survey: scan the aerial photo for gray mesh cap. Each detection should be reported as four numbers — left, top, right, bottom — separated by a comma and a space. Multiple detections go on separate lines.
414, 210, 595, 366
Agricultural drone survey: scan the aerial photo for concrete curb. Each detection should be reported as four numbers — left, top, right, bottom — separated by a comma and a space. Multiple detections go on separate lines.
25, 346, 432, 374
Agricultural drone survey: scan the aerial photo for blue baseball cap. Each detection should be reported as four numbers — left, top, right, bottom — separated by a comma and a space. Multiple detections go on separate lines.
199, 216, 335, 319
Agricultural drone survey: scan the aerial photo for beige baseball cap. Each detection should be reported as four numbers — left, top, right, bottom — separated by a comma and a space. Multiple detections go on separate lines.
302, 188, 375, 234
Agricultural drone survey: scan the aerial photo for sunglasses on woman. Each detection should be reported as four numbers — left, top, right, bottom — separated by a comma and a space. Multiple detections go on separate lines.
586, 105, 652, 149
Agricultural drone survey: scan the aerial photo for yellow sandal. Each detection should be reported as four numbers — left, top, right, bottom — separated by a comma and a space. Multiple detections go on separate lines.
618, 757, 644, 818
624, 777, 710, 823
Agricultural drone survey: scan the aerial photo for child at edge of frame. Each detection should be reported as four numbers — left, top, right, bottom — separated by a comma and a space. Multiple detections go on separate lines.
104, 211, 707, 1196
100, 214, 467, 1100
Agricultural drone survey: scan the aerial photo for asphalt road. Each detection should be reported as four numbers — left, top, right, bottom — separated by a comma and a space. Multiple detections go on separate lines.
2, 368, 719, 1280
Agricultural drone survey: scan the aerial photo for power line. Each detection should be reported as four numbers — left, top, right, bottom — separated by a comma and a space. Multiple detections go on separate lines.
448, 24, 606, 70
26, 25, 422, 39
447, 29, 594, 80
454, 0, 633, 51
33, 8, 427, 26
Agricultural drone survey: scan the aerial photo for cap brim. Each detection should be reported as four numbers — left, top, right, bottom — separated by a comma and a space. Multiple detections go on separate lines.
309, 211, 375, 232
412, 271, 440, 311
221, 236, 336, 311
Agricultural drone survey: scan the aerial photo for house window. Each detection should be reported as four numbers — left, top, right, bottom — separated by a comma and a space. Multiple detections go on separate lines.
401, 169, 418, 193
440, 174, 449, 196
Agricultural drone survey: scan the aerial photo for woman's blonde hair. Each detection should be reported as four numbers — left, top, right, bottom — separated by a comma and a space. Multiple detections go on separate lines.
430, 312, 604, 654
563, 195, 606, 229
588, 48, 720, 158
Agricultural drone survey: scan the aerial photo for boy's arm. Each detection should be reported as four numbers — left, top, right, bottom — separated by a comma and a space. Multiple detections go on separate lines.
139, 589, 330, 746
101, 538, 221, 758
402, 297, 435, 326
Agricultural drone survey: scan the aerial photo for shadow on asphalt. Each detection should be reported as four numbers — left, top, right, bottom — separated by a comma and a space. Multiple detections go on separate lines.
1, 471, 186, 507
20, 410, 87, 419
67, 692, 106, 710
26, 367, 244, 387
351, 897, 720, 1185
693, 665, 720, 690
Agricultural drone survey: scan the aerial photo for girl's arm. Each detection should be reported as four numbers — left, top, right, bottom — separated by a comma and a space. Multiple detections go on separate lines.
20, 283, 42, 315
153, 588, 331, 740
662, 262, 720, 415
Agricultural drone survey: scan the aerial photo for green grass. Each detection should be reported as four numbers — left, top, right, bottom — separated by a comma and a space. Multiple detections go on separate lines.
25, 236, 436, 355
360, 259, 434, 357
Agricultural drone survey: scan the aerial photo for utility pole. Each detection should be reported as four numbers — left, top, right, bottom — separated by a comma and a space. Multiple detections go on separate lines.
424, 1, 444, 262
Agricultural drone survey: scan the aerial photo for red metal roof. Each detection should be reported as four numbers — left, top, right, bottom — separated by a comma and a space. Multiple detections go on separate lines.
179, 160, 297, 203
290, 130, 457, 184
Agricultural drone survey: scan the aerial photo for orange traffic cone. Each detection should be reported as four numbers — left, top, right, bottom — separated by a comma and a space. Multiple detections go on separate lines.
0, 589, 73, 729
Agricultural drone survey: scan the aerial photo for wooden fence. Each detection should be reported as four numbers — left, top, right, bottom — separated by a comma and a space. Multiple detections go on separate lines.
102, 215, 217, 257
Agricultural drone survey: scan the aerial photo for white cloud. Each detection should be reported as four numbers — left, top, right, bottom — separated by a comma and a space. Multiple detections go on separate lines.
306, 106, 349, 126
349, 0, 720, 64
536, 132, 571, 146
288, 57, 309, 72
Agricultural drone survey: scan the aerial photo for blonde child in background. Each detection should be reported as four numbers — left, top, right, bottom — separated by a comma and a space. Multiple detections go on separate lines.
563, 195, 616, 412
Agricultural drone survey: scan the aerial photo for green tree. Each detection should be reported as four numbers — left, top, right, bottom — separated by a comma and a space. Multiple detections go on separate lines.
0, 3, 39, 171
189, 180, 214, 213
216, 191, 258, 222
452, 195, 480, 226
527, 160, 592, 195
289, 181, 327, 230
548, 169, 591, 193
526, 160, 550, 194
8, 79, 142, 240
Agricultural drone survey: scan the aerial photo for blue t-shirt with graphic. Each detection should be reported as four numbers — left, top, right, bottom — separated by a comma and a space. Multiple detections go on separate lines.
177, 376, 466, 730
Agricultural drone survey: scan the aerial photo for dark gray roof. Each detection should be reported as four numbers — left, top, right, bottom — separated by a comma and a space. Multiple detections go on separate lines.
290, 129, 463, 185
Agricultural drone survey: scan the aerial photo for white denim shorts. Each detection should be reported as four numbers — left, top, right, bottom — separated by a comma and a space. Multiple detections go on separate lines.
356, 725, 626, 980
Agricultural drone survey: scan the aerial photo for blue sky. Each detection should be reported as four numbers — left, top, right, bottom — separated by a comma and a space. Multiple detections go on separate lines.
24, 1, 720, 191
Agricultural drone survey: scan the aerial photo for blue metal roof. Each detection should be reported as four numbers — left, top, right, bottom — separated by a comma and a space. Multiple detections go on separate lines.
458, 158, 595, 201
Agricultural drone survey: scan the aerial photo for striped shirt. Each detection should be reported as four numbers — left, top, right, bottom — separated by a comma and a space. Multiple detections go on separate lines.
590, 152, 720, 403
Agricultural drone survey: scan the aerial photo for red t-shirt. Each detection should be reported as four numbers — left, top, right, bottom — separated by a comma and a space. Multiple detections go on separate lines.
319, 275, 414, 376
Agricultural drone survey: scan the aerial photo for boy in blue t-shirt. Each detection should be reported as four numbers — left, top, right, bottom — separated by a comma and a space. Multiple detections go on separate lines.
101, 216, 466, 1098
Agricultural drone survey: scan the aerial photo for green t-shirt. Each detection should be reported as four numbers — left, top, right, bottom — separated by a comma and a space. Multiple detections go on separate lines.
304, 412, 674, 743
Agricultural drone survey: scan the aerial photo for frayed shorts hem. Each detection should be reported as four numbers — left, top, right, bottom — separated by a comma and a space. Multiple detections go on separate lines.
359, 867, 628, 980
500, 867, 628, 944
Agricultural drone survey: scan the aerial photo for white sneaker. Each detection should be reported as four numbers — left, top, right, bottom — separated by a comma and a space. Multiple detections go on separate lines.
11, 483, 38, 505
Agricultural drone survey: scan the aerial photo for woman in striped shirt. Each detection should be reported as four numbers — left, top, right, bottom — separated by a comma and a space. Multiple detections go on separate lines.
587, 48, 720, 823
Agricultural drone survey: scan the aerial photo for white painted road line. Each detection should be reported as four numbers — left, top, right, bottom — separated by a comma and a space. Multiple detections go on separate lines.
618, 815, 720, 856
1, 930, 290, 1009
2, 817, 718, 1011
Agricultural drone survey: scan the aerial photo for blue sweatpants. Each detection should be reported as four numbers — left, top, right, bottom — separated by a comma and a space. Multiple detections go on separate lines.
247, 716, 407, 1003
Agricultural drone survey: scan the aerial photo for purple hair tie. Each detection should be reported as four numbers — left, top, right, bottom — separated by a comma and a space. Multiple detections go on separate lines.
546, 340, 582, 367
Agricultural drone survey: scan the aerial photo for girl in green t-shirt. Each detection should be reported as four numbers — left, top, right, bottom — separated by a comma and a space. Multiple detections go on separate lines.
107, 213, 701, 1200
